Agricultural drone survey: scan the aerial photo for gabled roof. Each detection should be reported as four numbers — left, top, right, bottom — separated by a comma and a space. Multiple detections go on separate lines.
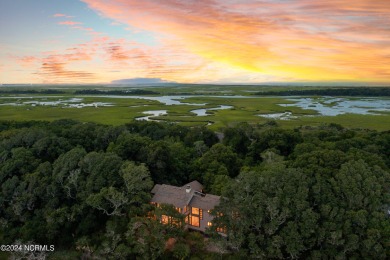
151, 181, 220, 210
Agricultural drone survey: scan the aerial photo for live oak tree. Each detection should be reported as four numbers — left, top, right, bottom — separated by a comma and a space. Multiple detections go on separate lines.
213, 165, 317, 259
120, 162, 153, 211
126, 217, 166, 260
87, 187, 128, 216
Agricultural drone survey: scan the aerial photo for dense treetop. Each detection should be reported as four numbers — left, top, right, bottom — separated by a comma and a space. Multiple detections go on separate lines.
0, 119, 389, 259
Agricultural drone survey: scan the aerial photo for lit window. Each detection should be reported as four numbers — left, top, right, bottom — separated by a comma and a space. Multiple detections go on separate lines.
216, 226, 227, 233
161, 215, 169, 224
207, 222, 212, 227
172, 218, 181, 227
191, 215, 200, 227
191, 207, 200, 215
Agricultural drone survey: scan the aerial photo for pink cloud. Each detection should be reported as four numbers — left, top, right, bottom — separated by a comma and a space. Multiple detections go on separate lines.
56, 19, 101, 36
58, 21, 82, 26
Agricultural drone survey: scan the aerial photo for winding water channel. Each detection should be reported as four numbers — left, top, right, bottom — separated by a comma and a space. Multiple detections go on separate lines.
1, 95, 389, 121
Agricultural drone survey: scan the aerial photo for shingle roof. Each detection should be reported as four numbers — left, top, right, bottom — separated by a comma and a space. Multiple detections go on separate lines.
150, 184, 189, 208
182, 181, 203, 192
151, 184, 162, 194
190, 193, 221, 210
151, 181, 220, 210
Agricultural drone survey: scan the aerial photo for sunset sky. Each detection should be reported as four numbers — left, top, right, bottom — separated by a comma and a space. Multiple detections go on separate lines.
1, 0, 389, 84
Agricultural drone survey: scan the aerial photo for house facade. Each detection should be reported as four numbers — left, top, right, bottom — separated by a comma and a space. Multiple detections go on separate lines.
150, 181, 222, 233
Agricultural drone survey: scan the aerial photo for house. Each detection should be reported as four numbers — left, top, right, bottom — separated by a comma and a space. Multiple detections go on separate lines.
150, 181, 223, 233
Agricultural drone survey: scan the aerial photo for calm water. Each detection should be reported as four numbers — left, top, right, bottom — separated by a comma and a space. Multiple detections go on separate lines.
136, 110, 167, 121
258, 97, 390, 120
88, 95, 250, 106
280, 97, 390, 116
191, 105, 233, 116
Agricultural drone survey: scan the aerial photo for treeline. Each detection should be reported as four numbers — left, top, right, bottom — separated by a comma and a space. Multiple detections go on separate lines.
0, 89, 65, 94
254, 87, 390, 96
74, 89, 159, 95
0, 88, 159, 96
0, 120, 389, 259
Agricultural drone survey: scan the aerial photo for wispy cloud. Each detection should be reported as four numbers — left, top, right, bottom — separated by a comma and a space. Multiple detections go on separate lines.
56, 18, 100, 36
58, 21, 82, 26
53, 13, 74, 18
16, 56, 39, 67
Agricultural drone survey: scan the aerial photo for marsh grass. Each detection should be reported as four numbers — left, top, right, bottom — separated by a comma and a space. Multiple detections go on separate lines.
0, 88, 389, 130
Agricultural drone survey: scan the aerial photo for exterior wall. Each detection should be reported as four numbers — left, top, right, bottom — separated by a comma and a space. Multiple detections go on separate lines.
151, 203, 224, 235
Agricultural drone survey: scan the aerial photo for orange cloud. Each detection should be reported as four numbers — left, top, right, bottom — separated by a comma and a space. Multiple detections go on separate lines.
26, 42, 99, 83
81, 0, 390, 83
36, 62, 94, 81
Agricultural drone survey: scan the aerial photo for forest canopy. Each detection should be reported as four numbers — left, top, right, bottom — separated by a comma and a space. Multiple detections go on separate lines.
0, 120, 389, 259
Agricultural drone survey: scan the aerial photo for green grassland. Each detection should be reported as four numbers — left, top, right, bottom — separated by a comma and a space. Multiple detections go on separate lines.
0, 85, 389, 131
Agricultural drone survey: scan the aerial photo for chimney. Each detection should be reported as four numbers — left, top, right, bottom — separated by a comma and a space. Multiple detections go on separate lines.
186, 185, 191, 193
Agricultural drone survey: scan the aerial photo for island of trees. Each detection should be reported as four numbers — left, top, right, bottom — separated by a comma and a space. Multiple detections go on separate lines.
0, 120, 389, 259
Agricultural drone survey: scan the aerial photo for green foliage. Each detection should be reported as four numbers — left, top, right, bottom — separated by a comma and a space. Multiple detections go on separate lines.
127, 217, 166, 260
0, 119, 389, 259
197, 143, 241, 177
223, 122, 253, 155
172, 242, 191, 260
213, 160, 389, 259
121, 162, 153, 206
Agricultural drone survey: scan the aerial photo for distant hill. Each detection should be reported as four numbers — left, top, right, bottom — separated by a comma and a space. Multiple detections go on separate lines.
111, 78, 176, 85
